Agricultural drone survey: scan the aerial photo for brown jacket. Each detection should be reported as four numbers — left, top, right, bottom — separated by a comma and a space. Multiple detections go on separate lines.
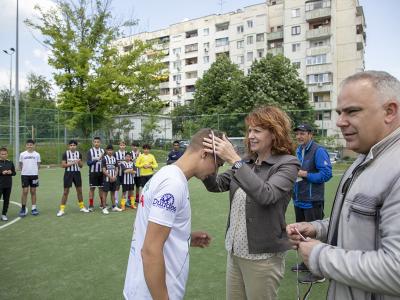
203, 154, 300, 253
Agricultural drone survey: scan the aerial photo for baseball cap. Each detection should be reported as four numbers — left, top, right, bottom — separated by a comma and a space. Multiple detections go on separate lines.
294, 123, 313, 132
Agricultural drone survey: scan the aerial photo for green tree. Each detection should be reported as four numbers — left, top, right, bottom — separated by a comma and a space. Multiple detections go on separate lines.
193, 54, 246, 115
25, 0, 164, 138
244, 54, 313, 126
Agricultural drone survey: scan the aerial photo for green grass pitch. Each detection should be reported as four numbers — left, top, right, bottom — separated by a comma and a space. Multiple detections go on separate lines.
0, 166, 342, 300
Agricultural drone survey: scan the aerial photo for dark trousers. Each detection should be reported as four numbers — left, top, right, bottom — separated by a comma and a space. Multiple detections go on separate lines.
0, 187, 12, 215
294, 202, 324, 223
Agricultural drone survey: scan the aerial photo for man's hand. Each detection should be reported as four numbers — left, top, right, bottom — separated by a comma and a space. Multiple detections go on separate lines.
286, 222, 317, 249
298, 170, 308, 178
298, 239, 321, 267
190, 231, 212, 248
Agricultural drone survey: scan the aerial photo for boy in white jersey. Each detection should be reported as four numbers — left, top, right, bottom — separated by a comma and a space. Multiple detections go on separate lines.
101, 145, 122, 214
57, 140, 89, 217
114, 141, 126, 207
19, 139, 41, 217
123, 128, 224, 300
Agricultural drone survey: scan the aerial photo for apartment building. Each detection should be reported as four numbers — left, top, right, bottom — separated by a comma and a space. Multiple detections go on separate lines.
115, 0, 366, 136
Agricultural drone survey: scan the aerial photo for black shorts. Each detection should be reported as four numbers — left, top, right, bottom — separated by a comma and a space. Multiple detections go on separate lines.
89, 172, 103, 187
103, 181, 117, 192
122, 184, 134, 193
21, 175, 39, 188
139, 175, 153, 188
118, 175, 124, 186
64, 172, 82, 188
134, 176, 141, 189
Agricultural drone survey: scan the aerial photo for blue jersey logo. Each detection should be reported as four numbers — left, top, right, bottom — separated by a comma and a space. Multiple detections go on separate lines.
152, 193, 176, 213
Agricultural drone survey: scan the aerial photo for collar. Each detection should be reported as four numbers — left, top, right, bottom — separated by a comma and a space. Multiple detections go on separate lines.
366, 126, 400, 161
244, 154, 283, 165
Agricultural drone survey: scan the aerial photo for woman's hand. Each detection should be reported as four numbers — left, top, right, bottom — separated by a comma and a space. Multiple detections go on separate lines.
203, 134, 241, 165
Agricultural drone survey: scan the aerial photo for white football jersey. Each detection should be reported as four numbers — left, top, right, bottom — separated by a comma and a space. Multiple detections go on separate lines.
123, 165, 191, 300
19, 151, 41, 176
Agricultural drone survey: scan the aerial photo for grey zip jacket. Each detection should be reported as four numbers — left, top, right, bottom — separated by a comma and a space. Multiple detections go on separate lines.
309, 127, 400, 300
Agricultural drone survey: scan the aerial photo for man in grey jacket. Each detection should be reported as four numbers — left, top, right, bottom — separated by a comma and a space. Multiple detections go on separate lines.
287, 71, 400, 300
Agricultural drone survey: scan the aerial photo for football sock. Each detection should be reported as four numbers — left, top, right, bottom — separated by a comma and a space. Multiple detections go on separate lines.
89, 199, 94, 207
60, 204, 65, 211
32, 205, 37, 210
121, 198, 126, 210
115, 191, 119, 203
78, 201, 84, 209
130, 196, 136, 208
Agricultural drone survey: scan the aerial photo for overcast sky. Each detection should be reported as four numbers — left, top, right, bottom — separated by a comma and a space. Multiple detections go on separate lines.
0, 0, 399, 90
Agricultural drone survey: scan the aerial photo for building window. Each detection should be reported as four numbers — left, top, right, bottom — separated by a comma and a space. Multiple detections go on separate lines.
309, 38, 330, 48
237, 25, 244, 33
203, 28, 209, 36
173, 74, 181, 82
291, 26, 301, 35
185, 71, 198, 79
185, 43, 198, 53
257, 49, 264, 58
185, 57, 198, 65
307, 73, 332, 84
292, 8, 300, 18
216, 37, 229, 47
256, 33, 265, 42
277, 25, 283, 31
160, 88, 170, 96
292, 43, 300, 52
186, 85, 195, 92
237, 40, 244, 49
173, 61, 181, 70
315, 110, 331, 121
247, 20, 253, 28
247, 35, 254, 45
247, 51, 253, 62
173, 87, 181, 95
203, 42, 210, 52
185, 30, 198, 39
203, 56, 210, 63
238, 55, 244, 64
306, 0, 331, 12
306, 54, 327, 65
172, 48, 181, 55
293, 61, 301, 69
216, 22, 229, 32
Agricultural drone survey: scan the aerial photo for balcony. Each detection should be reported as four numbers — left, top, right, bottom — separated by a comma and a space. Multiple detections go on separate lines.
267, 47, 283, 56
267, 31, 283, 41
307, 84, 332, 93
312, 101, 332, 110
306, 26, 331, 40
305, 7, 331, 22
306, 64, 333, 75
306, 45, 330, 56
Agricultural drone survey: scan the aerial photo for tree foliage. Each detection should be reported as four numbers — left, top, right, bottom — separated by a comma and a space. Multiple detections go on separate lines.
25, 0, 165, 137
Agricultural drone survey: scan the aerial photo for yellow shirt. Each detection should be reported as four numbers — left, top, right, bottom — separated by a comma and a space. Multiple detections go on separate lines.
135, 153, 158, 176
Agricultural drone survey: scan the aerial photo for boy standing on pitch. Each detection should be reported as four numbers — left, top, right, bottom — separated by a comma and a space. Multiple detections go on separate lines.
114, 141, 126, 207
130, 142, 141, 206
102, 145, 122, 214
19, 139, 41, 217
87, 136, 104, 212
135, 144, 158, 194
0, 147, 16, 221
119, 152, 136, 210
57, 140, 89, 217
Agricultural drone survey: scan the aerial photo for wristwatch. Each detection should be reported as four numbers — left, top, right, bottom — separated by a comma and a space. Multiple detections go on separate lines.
232, 160, 244, 170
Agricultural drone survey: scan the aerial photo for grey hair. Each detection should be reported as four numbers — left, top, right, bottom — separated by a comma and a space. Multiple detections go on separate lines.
341, 70, 400, 103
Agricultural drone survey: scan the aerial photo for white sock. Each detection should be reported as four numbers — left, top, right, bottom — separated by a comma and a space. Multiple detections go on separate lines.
32, 205, 37, 210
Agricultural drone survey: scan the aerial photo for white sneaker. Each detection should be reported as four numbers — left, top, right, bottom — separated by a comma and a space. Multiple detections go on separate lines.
1, 215, 8, 221
80, 207, 90, 213
56, 210, 65, 217
112, 206, 122, 212
102, 207, 109, 215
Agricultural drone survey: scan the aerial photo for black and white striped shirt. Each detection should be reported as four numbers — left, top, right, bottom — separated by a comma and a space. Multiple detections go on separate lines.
132, 151, 141, 177
87, 147, 104, 173
120, 161, 135, 185
62, 150, 82, 172
102, 155, 118, 182
114, 150, 126, 176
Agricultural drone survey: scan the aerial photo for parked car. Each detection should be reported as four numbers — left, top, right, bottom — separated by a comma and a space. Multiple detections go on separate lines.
328, 151, 339, 164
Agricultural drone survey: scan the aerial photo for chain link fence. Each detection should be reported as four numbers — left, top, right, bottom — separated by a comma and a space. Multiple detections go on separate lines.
0, 103, 347, 164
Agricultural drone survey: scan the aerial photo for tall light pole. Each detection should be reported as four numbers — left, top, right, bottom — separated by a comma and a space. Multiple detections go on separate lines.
15, 0, 20, 167
2, 48, 15, 145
